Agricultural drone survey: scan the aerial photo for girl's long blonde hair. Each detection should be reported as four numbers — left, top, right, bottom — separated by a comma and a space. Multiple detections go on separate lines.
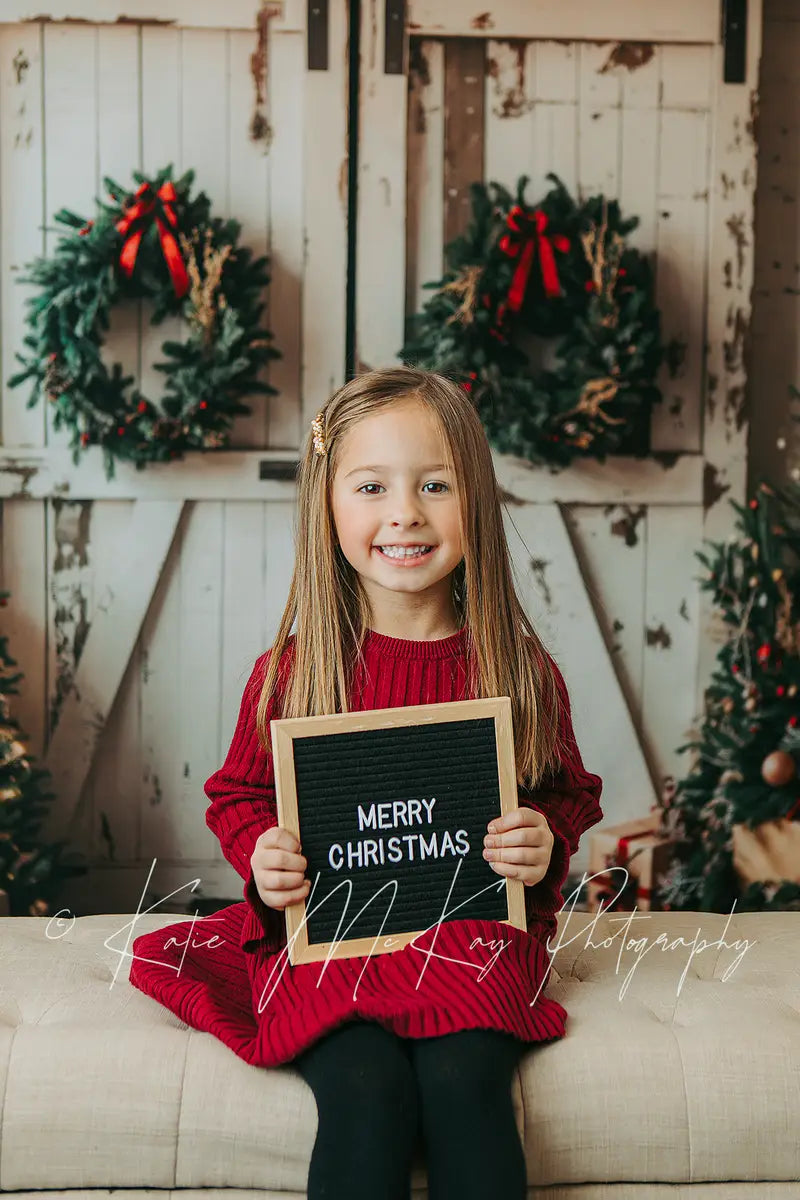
256, 366, 567, 791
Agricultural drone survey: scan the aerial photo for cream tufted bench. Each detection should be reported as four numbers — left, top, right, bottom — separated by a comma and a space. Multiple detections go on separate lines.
0, 907, 798, 1197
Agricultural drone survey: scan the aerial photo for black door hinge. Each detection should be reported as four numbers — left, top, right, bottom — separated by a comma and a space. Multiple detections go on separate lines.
722, 0, 747, 84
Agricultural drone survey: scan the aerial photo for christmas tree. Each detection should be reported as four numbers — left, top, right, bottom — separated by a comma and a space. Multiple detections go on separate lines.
0, 591, 87, 918
658, 481, 800, 912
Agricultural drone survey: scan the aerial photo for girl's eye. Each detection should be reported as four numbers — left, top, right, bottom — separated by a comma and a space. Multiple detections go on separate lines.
357, 482, 449, 495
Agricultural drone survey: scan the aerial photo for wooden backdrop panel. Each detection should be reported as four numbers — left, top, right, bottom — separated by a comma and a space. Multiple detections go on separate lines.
0, 8, 348, 916
359, 2, 762, 854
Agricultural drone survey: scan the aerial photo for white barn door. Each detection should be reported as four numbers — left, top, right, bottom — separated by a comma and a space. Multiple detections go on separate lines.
356, 0, 763, 862
0, 2, 349, 916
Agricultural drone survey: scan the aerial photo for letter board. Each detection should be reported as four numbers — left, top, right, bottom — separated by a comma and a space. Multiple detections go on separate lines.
270, 696, 526, 965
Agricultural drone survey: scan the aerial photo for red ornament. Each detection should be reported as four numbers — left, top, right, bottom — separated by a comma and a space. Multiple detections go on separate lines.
199, 400, 209, 409
732, 663, 740, 673
584, 280, 595, 293
117, 425, 125, 436
80, 432, 90, 446
137, 400, 148, 414
777, 685, 785, 696
790, 716, 799, 728
749, 499, 758, 509
757, 643, 771, 663
761, 750, 796, 786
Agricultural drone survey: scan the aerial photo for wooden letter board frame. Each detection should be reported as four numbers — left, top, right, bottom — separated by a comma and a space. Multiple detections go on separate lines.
270, 696, 526, 964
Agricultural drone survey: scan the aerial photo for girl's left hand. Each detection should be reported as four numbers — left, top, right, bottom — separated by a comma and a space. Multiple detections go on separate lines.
483, 808, 554, 886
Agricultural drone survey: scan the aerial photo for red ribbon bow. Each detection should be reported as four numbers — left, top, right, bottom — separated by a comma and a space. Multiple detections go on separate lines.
497, 206, 569, 315
115, 180, 189, 298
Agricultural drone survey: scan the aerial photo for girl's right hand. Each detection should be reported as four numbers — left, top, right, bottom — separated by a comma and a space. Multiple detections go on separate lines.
251, 826, 311, 912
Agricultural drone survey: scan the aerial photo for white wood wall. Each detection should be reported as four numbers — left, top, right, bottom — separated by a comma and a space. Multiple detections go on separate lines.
750, 0, 800, 491
0, 1, 765, 917
0, 7, 349, 914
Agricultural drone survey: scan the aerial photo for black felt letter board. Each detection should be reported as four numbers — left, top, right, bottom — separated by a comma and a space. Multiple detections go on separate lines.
271, 697, 525, 964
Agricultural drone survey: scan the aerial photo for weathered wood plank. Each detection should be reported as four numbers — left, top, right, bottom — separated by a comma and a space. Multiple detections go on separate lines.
406, 40, 444, 322
507, 501, 656, 848
443, 38, 484, 248
355, 0, 408, 371
265, 26, 304, 449
41, 500, 183, 843
407, 0, 719, 42
302, 0, 348, 419
697, 4, 763, 718
642, 503, 705, 789
0, 23, 46, 448
140, 25, 183, 408
567, 503, 647, 733
97, 24, 141, 413
0, 499, 47, 759
577, 41, 620, 199
42, 22, 97, 453
0, 446, 704, 503
2, 2, 288, 30
228, 27, 271, 449
531, 41, 579, 198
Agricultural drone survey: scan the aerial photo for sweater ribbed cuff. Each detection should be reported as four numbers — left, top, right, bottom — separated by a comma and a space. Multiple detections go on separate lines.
241, 869, 287, 954
517, 795, 575, 924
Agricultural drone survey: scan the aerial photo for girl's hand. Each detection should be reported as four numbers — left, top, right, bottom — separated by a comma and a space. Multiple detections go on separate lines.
251, 826, 311, 911
483, 809, 554, 886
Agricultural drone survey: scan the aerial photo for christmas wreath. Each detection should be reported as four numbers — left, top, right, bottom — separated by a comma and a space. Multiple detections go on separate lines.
8, 165, 279, 479
400, 173, 666, 469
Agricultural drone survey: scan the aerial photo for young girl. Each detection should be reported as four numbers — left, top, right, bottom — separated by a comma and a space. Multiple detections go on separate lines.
129, 366, 603, 1199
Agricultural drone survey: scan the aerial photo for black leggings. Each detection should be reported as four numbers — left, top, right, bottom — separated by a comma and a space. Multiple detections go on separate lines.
293, 1018, 528, 1200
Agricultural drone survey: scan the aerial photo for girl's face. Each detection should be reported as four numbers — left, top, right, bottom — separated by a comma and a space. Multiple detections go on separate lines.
331, 399, 465, 622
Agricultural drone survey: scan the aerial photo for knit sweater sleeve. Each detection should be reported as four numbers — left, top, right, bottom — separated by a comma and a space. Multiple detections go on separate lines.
516, 653, 604, 926
204, 648, 288, 954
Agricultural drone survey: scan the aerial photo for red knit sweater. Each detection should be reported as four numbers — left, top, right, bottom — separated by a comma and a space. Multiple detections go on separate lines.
129, 626, 603, 1067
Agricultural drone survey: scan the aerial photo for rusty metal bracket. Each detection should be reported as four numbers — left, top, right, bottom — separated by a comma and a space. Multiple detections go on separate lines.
308, 0, 328, 71
722, 0, 747, 84
385, 0, 405, 74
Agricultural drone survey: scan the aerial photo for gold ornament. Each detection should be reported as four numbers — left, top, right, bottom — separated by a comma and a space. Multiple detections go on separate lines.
745, 696, 757, 712
311, 411, 327, 456
761, 749, 796, 787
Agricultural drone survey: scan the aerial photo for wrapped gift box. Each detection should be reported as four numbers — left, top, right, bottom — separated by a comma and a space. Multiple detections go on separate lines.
587, 809, 677, 914
732, 815, 800, 887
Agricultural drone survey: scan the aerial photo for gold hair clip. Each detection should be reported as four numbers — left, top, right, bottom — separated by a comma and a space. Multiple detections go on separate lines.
311, 410, 327, 456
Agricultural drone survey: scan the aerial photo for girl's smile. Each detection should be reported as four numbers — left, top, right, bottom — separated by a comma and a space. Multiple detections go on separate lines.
372, 544, 437, 566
